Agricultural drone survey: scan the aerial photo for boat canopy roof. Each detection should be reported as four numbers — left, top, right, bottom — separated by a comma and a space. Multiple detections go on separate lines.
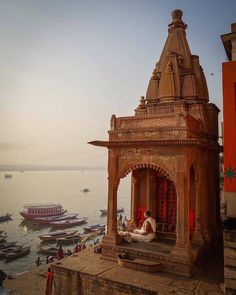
23, 203, 62, 209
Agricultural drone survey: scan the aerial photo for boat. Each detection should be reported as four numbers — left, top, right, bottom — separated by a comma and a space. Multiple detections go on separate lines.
4, 174, 12, 179
100, 207, 124, 215
0, 236, 7, 243
0, 242, 17, 249
82, 188, 89, 193
37, 245, 59, 255
5, 246, 31, 260
34, 213, 79, 224
0, 246, 23, 258
0, 230, 5, 234
80, 230, 103, 243
20, 203, 67, 219
0, 213, 12, 222
56, 232, 82, 244
50, 217, 88, 228
39, 230, 77, 241
83, 223, 105, 233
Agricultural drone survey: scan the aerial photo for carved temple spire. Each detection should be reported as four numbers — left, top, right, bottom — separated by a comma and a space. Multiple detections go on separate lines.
145, 9, 209, 106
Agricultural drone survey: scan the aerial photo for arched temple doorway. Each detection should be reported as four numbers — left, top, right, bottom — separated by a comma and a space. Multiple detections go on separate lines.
121, 166, 177, 235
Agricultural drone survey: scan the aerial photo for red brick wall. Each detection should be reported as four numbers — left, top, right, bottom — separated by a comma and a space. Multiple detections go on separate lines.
223, 60, 236, 192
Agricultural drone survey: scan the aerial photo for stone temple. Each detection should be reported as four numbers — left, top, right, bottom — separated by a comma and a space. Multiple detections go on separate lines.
90, 9, 221, 276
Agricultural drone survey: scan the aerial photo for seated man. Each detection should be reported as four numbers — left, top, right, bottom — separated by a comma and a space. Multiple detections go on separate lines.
120, 210, 156, 243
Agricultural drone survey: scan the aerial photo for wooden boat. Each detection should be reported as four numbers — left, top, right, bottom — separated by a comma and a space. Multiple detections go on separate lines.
0, 242, 17, 249
80, 230, 102, 243
34, 213, 79, 224
4, 174, 12, 179
56, 232, 82, 244
37, 245, 59, 255
0, 230, 5, 234
5, 246, 31, 260
83, 223, 105, 233
50, 217, 88, 228
0, 246, 23, 258
20, 203, 66, 219
39, 230, 77, 241
100, 208, 124, 215
0, 214, 12, 222
0, 236, 7, 243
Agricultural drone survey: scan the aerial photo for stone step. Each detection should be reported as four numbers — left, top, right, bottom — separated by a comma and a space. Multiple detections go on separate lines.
117, 255, 162, 273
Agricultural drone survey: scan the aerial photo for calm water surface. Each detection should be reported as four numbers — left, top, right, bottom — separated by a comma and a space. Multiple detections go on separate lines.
0, 170, 130, 275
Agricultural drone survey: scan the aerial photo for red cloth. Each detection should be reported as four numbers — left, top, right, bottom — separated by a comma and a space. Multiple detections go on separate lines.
45, 271, 53, 295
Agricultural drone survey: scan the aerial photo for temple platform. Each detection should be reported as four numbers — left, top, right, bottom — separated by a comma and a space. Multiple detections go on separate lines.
52, 246, 224, 295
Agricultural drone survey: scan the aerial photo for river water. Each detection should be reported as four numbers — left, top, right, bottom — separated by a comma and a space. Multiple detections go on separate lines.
0, 170, 130, 275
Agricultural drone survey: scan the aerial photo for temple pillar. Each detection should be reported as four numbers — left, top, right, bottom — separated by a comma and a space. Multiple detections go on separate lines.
192, 168, 204, 245
102, 149, 122, 246
200, 155, 211, 242
129, 172, 138, 229
171, 169, 195, 265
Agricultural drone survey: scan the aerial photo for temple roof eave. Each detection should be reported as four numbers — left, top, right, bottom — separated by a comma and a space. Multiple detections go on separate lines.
88, 140, 222, 151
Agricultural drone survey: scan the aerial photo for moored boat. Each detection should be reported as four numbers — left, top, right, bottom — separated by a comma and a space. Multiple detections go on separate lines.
39, 230, 77, 241
0, 236, 7, 243
0, 213, 12, 222
0, 246, 23, 258
20, 203, 66, 219
83, 223, 105, 233
4, 174, 12, 179
37, 245, 59, 256
0, 242, 17, 249
56, 232, 82, 244
80, 230, 103, 243
50, 217, 88, 228
34, 213, 79, 224
5, 246, 30, 260
100, 207, 124, 215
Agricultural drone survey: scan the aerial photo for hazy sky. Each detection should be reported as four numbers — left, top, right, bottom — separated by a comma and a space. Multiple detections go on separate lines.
0, 0, 235, 166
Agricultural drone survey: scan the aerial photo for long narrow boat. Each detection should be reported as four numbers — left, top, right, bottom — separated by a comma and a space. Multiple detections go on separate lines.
0, 236, 7, 243
0, 246, 23, 258
5, 246, 31, 260
50, 217, 88, 228
37, 245, 59, 255
56, 233, 82, 244
0, 230, 5, 234
80, 230, 102, 243
39, 230, 77, 241
0, 214, 12, 222
34, 213, 79, 224
0, 242, 17, 249
83, 223, 105, 233
100, 208, 124, 215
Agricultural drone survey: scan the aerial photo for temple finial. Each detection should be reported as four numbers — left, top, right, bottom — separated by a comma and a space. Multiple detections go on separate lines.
168, 9, 187, 32
171, 9, 183, 22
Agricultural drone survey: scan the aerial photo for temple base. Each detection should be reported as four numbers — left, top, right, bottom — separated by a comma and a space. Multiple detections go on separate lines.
52, 246, 223, 295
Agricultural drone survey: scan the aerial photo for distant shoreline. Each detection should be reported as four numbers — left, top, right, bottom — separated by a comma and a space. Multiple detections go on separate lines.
0, 165, 106, 172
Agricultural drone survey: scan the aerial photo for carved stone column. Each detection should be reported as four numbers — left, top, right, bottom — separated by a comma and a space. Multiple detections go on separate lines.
201, 155, 211, 242
192, 169, 204, 245
129, 172, 138, 230
171, 168, 194, 265
102, 149, 122, 246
